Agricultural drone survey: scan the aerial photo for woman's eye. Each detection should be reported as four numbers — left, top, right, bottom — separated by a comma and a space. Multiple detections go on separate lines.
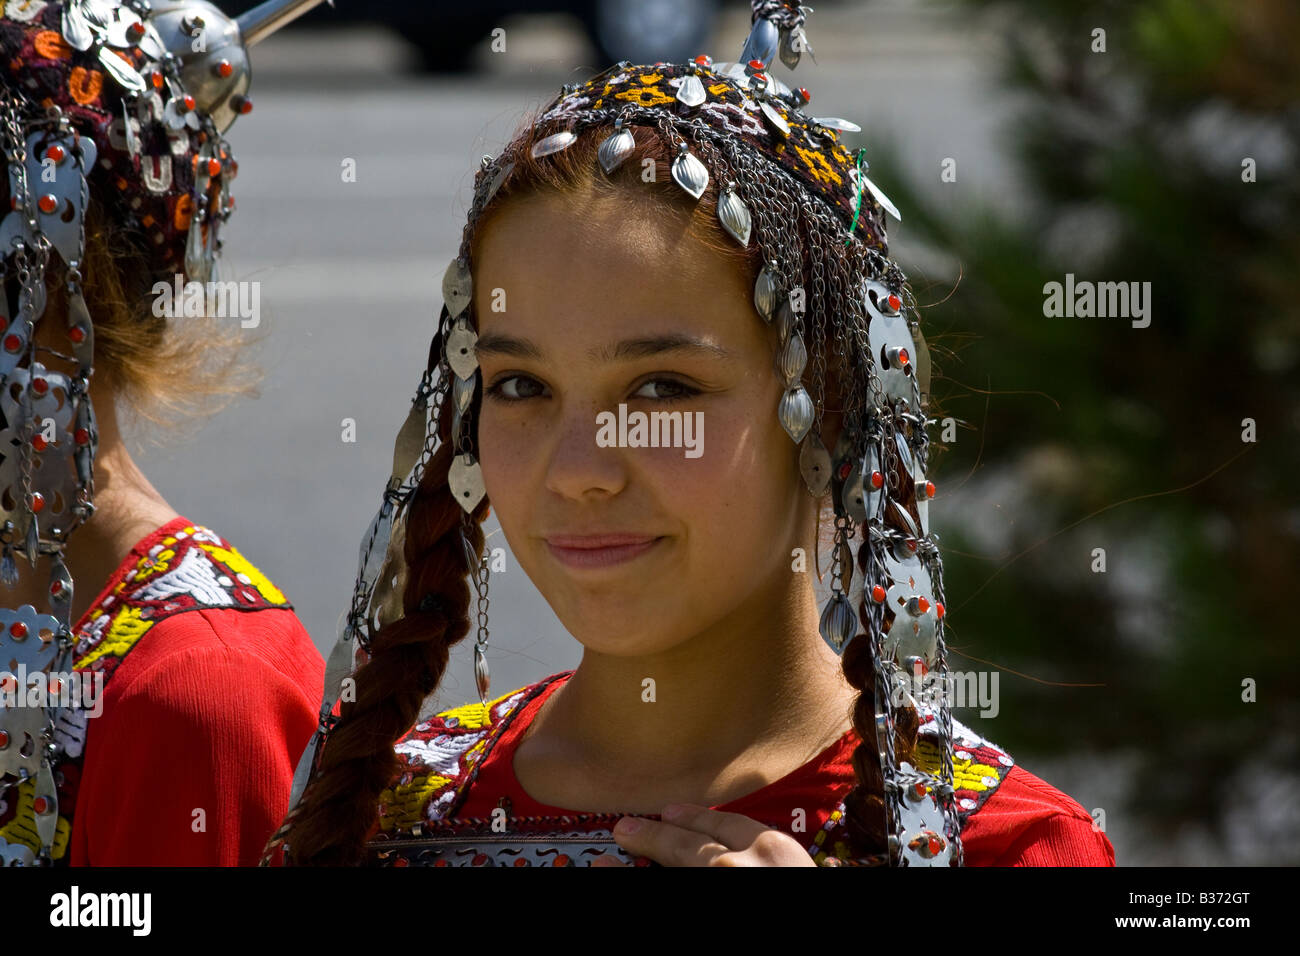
631, 378, 699, 402
485, 375, 545, 402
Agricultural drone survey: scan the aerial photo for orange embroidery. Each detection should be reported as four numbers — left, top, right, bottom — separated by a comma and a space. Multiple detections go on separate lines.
67, 67, 102, 106
174, 193, 193, 232
34, 30, 72, 60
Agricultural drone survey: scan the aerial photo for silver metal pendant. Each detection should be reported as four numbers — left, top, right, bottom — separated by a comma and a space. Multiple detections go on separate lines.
717, 185, 751, 247
778, 331, 807, 386
474, 643, 491, 705
841, 456, 867, 523
442, 258, 472, 318
452, 370, 477, 414
753, 265, 778, 322
671, 143, 709, 200
778, 386, 814, 443
779, 26, 807, 70
760, 100, 790, 139
445, 320, 479, 379
531, 130, 576, 158
863, 172, 902, 221
799, 432, 832, 496
62, 1, 95, 51
819, 592, 857, 655
97, 43, 145, 93
676, 73, 706, 109
812, 117, 862, 133
449, 453, 486, 513
485, 161, 514, 204
739, 16, 779, 69
775, 298, 797, 341
597, 124, 635, 174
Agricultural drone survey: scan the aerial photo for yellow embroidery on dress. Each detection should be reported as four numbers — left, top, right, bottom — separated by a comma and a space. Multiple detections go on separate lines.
74, 605, 152, 669
378, 774, 452, 832
915, 736, 1002, 792
0, 778, 72, 859
197, 544, 288, 604
792, 143, 843, 187
435, 685, 528, 731
707, 81, 730, 96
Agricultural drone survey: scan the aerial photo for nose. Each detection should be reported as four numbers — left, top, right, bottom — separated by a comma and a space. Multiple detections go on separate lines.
543, 396, 629, 502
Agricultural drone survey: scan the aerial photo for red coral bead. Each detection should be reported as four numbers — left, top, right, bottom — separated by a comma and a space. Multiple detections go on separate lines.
49, 579, 63, 596
916, 596, 929, 614
33, 796, 50, 814
28, 492, 44, 513
207, 158, 221, 177
31, 434, 47, 452
37, 194, 57, 214
871, 585, 887, 603
887, 293, 902, 312
216, 59, 233, 78
0, 730, 9, 748
32, 377, 47, 394
747, 58, 765, 70
151, 70, 164, 89
935, 602, 945, 620
870, 470, 884, 489
45, 144, 65, 163
75, 427, 90, 445
3, 334, 21, 352
9, 621, 26, 638
68, 325, 86, 344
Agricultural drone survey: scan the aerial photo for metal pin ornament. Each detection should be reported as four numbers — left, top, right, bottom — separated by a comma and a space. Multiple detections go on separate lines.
671, 141, 709, 200
598, 117, 635, 174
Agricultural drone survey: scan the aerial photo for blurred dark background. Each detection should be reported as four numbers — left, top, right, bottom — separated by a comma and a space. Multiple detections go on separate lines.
138, 0, 1298, 865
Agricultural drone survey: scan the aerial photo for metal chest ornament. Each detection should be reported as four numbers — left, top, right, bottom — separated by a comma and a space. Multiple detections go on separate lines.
297, 0, 961, 867
0, 0, 328, 866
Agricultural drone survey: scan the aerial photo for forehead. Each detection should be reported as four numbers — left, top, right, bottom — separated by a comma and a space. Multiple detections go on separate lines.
470, 187, 766, 353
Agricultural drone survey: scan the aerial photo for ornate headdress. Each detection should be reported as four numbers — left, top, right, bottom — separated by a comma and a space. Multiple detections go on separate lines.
292, 0, 960, 866
0, 0, 326, 866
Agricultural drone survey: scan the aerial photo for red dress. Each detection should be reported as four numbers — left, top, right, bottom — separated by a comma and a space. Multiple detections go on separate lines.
0, 517, 324, 866
368, 670, 1115, 866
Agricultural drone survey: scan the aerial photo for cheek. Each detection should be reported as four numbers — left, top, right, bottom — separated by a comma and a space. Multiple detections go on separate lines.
477, 407, 536, 516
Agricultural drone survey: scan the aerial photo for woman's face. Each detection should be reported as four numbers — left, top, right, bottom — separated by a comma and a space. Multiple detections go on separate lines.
472, 182, 819, 657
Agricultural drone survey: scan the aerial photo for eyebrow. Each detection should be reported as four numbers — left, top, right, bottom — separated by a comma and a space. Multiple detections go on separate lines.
474, 332, 736, 363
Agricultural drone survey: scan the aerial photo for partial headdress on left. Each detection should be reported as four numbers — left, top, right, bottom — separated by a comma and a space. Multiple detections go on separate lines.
0, 0, 327, 867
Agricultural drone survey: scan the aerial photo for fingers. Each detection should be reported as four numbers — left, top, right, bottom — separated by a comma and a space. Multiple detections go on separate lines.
612, 813, 733, 867
658, 802, 775, 850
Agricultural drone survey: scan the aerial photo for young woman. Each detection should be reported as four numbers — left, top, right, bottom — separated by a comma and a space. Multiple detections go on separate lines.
272, 1, 1116, 867
0, 0, 326, 865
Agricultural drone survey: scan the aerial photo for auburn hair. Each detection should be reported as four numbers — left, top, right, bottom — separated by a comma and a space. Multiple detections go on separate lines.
278, 116, 928, 865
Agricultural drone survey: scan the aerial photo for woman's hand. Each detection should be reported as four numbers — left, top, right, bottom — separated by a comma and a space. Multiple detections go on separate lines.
592, 803, 817, 867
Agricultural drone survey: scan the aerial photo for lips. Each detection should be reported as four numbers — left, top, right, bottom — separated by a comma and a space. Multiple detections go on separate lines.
545, 533, 659, 549
544, 533, 664, 569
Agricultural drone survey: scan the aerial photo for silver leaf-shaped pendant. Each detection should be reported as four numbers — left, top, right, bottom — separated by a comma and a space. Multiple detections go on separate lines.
754, 266, 778, 322
863, 173, 901, 221
778, 331, 807, 386
775, 298, 797, 341
760, 100, 790, 140
799, 431, 831, 496
819, 593, 857, 655
62, 2, 95, 51
841, 456, 867, 523
442, 258, 472, 317
717, 185, 751, 247
739, 17, 779, 69
445, 320, 479, 379
812, 116, 862, 133
779, 27, 803, 70
474, 643, 491, 705
671, 144, 708, 200
453, 370, 477, 414
485, 161, 514, 204
98, 45, 145, 93
531, 130, 576, 158
676, 73, 706, 109
597, 125, 635, 174
778, 386, 814, 444
448, 453, 486, 513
